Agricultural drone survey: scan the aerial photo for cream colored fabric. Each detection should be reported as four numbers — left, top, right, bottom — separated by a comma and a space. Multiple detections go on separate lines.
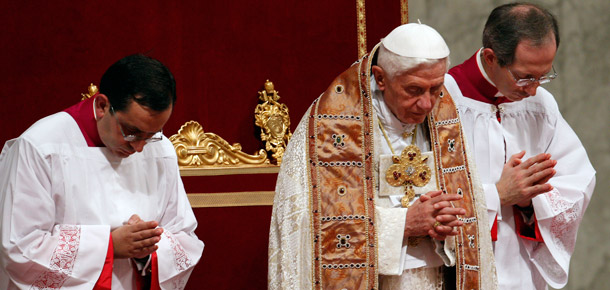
379, 267, 443, 290
268, 109, 313, 290
375, 206, 408, 275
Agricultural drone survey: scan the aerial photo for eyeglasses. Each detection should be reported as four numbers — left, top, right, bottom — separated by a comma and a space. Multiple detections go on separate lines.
507, 65, 558, 87
109, 105, 163, 143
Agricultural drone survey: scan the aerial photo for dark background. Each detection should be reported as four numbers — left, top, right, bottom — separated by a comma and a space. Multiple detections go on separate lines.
0, 1, 401, 289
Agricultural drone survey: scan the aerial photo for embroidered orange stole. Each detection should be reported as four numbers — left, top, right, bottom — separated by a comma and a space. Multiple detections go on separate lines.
429, 88, 483, 290
307, 52, 377, 289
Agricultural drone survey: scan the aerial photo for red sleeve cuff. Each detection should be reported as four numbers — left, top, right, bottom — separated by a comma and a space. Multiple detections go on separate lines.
491, 214, 498, 242
151, 252, 160, 290
93, 234, 114, 290
513, 206, 544, 242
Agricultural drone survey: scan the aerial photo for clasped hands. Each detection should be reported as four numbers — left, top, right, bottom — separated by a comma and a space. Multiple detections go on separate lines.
404, 190, 465, 241
496, 151, 556, 208
111, 214, 163, 259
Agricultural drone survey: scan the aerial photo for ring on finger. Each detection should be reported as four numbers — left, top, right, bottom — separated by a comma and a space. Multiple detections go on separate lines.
433, 221, 441, 228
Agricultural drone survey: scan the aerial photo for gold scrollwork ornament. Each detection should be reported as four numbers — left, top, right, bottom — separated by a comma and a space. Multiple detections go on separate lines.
169, 121, 269, 167
254, 80, 292, 165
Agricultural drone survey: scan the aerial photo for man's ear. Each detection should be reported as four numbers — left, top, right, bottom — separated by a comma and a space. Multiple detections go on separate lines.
94, 94, 109, 120
372, 65, 387, 91
481, 48, 497, 66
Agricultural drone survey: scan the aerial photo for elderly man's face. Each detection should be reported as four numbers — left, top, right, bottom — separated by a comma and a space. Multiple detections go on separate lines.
373, 61, 446, 124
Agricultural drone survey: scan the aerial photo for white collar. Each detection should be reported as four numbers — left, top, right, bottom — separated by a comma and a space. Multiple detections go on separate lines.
476, 48, 504, 97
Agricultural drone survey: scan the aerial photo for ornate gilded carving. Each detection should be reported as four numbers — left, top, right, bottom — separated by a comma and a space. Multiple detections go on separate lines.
254, 80, 292, 165
81, 83, 98, 100
169, 121, 270, 167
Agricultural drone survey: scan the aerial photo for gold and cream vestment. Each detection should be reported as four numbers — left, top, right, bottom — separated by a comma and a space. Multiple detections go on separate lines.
269, 45, 497, 290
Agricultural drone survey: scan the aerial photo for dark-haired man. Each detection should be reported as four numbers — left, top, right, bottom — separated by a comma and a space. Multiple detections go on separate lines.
0, 54, 204, 289
445, 3, 595, 289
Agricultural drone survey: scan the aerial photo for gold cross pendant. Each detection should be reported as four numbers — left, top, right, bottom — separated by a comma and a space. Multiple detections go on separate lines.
385, 144, 431, 208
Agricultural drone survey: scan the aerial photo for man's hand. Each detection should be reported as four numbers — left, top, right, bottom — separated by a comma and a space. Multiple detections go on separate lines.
405, 191, 466, 241
112, 214, 164, 259
496, 151, 556, 207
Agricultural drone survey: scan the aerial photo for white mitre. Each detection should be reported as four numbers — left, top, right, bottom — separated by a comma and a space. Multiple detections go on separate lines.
381, 22, 450, 59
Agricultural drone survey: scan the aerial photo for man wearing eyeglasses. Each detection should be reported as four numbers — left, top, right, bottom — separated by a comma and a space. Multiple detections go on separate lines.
444, 3, 595, 289
0, 54, 204, 289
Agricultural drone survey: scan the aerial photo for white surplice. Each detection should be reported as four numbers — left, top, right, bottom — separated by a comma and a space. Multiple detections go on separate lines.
0, 112, 204, 289
445, 71, 596, 289
268, 77, 496, 290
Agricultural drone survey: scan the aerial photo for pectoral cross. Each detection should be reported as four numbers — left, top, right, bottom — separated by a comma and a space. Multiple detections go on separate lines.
385, 145, 431, 207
